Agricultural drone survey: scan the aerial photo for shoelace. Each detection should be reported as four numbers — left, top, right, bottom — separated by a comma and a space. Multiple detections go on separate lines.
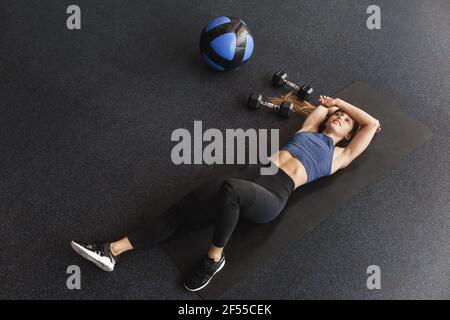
87, 243, 108, 257
195, 257, 217, 279
85, 243, 118, 263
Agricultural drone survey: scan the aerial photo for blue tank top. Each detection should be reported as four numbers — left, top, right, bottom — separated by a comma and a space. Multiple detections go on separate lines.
281, 132, 335, 183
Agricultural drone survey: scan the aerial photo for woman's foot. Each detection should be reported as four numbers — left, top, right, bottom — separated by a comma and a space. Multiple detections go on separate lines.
184, 252, 226, 292
71, 241, 119, 272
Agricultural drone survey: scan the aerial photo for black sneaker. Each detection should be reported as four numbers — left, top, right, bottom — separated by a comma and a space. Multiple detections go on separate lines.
184, 253, 226, 292
71, 241, 119, 272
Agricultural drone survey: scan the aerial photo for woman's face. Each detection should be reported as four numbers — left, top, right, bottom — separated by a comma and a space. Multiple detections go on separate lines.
326, 110, 355, 139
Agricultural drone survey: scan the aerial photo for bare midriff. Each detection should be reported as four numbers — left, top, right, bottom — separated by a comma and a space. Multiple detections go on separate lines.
269, 150, 308, 190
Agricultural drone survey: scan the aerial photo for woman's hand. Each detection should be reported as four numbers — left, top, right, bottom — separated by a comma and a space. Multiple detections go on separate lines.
319, 95, 338, 108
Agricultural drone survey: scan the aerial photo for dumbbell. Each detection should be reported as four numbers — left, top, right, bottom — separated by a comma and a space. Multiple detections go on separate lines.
272, 70, 314, 101
247, 93, 293, 118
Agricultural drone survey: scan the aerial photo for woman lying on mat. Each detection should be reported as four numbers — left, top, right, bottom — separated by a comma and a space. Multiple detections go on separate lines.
71, 94, 381, 292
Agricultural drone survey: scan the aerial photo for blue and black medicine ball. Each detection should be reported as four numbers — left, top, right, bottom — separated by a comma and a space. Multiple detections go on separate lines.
199, 16, 254, 71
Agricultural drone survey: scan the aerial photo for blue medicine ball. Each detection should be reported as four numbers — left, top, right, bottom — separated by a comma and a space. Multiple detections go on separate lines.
199, 16, 254, 71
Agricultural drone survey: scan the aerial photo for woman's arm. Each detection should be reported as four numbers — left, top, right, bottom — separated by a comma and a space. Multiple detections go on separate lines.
339, 122, 379, 168
327, 106, 340, 116
299, 105, 326, 131
320, 96, 380, 169
334, 98, 379, 126
299, 101, 340, 132
321, 96, 381, 132
334, 98, 380, 168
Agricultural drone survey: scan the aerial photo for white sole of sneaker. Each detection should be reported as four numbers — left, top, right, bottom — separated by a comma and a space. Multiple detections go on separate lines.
71, 241, 114, 272
184, 259, 226, 292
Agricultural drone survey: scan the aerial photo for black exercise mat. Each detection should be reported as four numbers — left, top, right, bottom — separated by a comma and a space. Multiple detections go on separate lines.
162, 81, 432, 299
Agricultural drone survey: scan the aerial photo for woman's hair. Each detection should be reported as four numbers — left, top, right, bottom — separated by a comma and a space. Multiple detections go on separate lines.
270, 92, 360, 147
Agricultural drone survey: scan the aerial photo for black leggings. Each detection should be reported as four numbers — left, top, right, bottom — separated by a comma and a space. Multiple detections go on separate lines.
127, 167, 295, 248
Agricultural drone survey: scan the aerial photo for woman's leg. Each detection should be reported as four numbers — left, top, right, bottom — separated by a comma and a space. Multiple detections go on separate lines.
208, 178, 288, 259
185, 176, 291, 291
110, 237, 133, 256
126, 187, 218, 249
71, 189, 214, 271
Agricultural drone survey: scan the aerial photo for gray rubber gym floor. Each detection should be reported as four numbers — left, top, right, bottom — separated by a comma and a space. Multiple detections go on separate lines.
1, 0, 449, 299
